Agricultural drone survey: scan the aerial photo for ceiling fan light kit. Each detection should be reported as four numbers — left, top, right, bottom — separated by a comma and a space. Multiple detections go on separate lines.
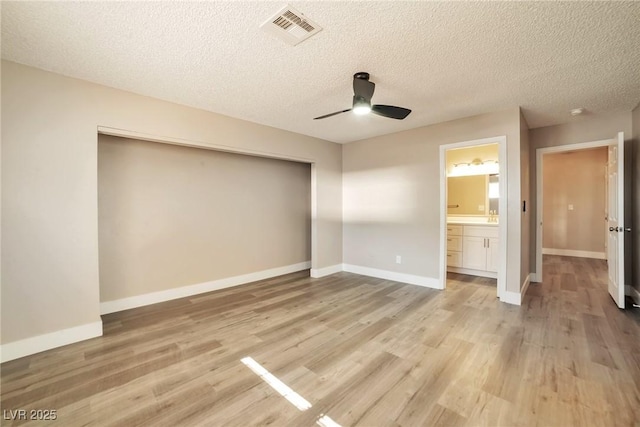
352, 96, 372, 115
314, 72, 411, 121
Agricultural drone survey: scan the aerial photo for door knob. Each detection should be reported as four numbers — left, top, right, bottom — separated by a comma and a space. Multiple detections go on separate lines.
609, 226, 615, 231
625, 227, 632, 232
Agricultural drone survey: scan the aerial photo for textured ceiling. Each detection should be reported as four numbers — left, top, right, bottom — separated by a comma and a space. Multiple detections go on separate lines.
2, 1, 640, 144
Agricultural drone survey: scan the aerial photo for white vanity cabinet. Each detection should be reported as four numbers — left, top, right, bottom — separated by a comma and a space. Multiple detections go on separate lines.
461, 236, 487, 270
486, 237, 499, 272
446, 225, 463, 267
447, 223, 498, 278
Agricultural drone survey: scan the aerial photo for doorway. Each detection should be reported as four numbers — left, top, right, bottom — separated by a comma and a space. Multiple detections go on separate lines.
439, 136, 507, 300
535, 133, 626, 308
540, 147, 608, 259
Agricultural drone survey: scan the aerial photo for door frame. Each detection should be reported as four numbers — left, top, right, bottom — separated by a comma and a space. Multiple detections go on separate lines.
534, 138, 612, 283
439, 136, 507, 300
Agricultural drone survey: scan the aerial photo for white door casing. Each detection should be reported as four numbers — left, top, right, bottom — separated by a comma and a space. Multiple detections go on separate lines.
534, 136, 621, 284
439, 136, 507, 301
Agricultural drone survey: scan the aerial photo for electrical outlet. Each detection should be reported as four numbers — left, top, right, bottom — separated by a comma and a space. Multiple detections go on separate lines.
568, 204, 574, 211
478, 204, 485, 211
396, 255, 402, 264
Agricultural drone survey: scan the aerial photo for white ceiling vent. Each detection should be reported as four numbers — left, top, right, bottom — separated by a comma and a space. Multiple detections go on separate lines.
260, 5, 322, 46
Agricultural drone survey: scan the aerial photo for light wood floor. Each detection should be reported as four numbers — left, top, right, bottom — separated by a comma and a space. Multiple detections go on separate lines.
2, 255, 640, 426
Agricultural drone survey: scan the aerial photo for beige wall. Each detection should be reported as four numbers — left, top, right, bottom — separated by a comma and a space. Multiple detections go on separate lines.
98, 136, 311, 302
343, 108, 523, 293
529, 111, 633, 277
542, 148, 607, 253
1, 60, 342, 345
632, 103, 640, 294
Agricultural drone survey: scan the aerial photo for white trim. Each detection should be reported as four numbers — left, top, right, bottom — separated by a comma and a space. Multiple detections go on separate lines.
530, 273, 541, 283
542, 248, 606, 259
501, 290, 522, 306
499, 274, 529, 306
100, 261, 311, 315
342, 264, 441, 289
627, 286, 640, 305
535, 138, 613, 285
534, 139, 614, 155
310, 264, 342, 278
310, 163, 318, 274
447, 267, 497, 279
521, 273, 531, 297
439, 136, 507, 301
0, 321, 103, 363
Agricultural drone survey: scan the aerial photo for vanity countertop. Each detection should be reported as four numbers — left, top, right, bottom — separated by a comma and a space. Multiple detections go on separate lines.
447, 218, 499, 226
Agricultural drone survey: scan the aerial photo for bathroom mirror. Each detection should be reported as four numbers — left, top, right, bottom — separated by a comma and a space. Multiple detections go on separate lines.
447, 174, 499, 215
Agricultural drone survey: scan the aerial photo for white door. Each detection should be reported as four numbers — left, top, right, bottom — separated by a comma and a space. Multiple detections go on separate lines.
462, 236, 487, 270
607, 132, 625, 308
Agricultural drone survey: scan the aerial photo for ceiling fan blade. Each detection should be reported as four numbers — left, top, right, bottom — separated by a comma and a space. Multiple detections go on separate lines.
371, 105, 411, 120
314, 109, 352, 120
353, 78, 375, 102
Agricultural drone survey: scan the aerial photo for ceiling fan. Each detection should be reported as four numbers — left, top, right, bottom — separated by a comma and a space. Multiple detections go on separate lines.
314, 72, 411, 120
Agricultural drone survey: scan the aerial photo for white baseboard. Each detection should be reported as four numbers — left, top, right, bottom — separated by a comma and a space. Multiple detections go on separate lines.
447, 267, 497, 279
100, 261, 311, 315
530, 273, 541, 283
342, 264, 441, 289
0, 321, 103, 363
500, 274, 530, 306
626, 285, 640, 305
521, 273, 531, 298
310, 264, 342, 278
501, 290, 522, 306
542, 248, 605, 259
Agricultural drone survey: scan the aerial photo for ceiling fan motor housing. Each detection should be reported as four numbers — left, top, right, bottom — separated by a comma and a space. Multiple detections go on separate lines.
353, 95, 371, 108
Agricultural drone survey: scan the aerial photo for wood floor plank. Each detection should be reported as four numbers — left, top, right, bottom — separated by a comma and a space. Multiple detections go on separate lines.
2, 256, 640, 426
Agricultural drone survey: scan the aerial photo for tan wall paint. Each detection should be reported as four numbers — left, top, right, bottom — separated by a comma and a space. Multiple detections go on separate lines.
343, 108, 523, 293
542, 148, 607, 253
1, 61, 342, 345
529, 111, 633, 277
98, 136, 311, 302
632, 103, 640, 294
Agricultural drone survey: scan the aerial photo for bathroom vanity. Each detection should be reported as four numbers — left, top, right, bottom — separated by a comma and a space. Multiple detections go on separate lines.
447, 220, 499, 278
